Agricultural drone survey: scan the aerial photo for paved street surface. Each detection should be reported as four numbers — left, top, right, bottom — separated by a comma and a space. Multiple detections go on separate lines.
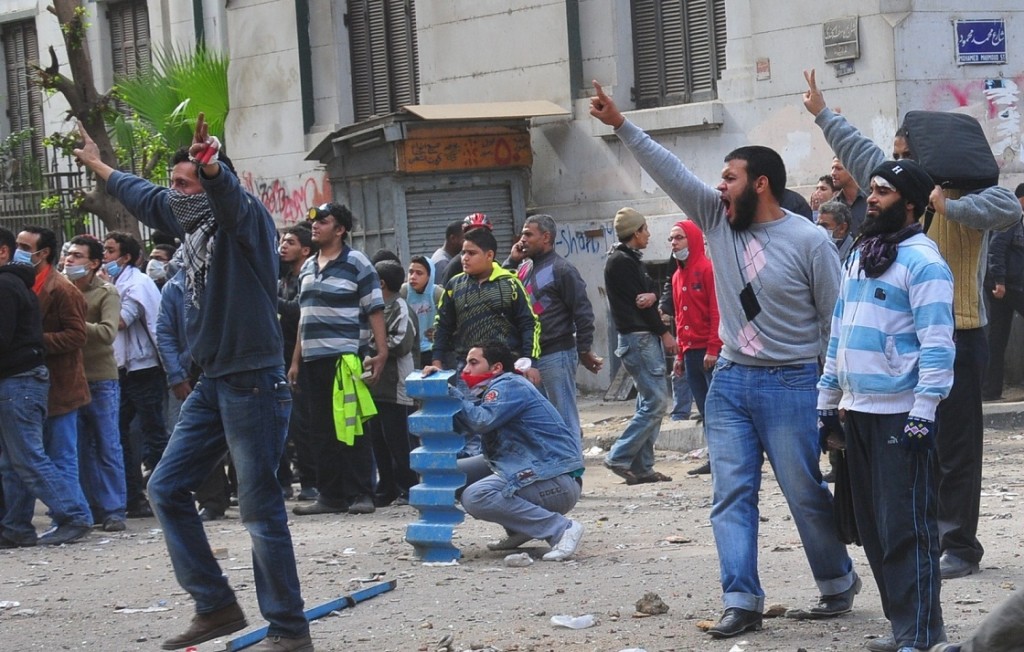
1, 394, 1023, 651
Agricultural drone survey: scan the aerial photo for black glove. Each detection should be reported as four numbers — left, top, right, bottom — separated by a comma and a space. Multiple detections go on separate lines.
898, 416, 935, 452
817, 409, 843, 454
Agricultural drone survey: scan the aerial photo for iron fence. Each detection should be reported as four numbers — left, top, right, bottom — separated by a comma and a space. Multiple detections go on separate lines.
0, 143, 155, 244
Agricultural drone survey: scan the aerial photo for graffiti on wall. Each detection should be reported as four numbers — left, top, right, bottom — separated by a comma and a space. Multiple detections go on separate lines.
985, 79, 1021, 168
923, 73, 1024, 171
554, 224, 614, 260
239, 171, 331, 225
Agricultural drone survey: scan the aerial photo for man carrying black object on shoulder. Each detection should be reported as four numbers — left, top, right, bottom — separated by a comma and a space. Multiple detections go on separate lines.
74, 116, 312, 652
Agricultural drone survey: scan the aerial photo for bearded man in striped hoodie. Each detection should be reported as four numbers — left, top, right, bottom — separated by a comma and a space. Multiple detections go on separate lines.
817, 159, 955, 652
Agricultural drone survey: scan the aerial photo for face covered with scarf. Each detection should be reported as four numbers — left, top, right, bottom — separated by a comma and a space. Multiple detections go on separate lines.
461, 346, 501, 390
168, 185, 217, 307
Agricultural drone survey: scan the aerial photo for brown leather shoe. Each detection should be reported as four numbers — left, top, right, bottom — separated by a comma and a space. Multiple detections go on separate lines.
161, 602, 247, 650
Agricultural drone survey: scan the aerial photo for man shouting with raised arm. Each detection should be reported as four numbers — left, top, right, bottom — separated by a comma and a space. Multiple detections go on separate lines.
591, 81, 858, 640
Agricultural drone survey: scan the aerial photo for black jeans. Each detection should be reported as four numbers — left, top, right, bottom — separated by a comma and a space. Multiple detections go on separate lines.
935, 328, 987, 563
286, 386, 316, 489
368, 403, 417, 502
119, 366, 169, 506
300, 356, 373, 507
983, 289, 1024, 398
845, 411, 944, 649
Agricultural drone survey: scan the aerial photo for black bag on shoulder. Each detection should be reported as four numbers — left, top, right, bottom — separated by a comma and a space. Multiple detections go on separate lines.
900, 110, 999, 192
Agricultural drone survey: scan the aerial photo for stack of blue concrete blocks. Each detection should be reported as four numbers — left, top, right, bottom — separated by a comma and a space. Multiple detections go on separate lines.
404, 370, 466, 562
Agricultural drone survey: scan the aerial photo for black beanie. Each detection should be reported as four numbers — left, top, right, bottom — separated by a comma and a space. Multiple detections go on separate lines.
869, 160, 936, 218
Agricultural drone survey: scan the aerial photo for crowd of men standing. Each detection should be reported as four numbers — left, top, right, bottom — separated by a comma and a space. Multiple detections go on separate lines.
591, 69, 1024, 652
3, 69, 1024, 651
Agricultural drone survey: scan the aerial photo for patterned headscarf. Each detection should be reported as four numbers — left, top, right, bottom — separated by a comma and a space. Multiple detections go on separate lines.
168, 190, 217, 307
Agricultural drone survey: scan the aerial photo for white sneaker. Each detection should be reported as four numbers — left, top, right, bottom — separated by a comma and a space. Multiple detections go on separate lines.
542, 520, 584, 561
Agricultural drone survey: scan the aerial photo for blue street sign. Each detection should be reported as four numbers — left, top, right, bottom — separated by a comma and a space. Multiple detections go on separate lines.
955, 19, 1007, 65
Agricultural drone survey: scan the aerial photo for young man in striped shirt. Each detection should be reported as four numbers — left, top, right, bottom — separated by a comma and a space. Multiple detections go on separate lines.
289, 203, 387, 517
817, 160, 955, 652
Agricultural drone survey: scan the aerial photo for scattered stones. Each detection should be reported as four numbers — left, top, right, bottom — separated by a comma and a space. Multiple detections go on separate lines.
634, 592, 669, 616
503, 553, 533, 567
435, 633, 455, 652
763, 604, 788, 618
662, 535, 692, 544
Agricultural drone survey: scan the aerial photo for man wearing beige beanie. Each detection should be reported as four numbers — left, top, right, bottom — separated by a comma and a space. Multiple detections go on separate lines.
602, 207, 678, 485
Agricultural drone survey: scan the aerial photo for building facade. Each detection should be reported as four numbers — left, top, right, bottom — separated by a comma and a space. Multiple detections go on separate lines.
3, 0, 1022, 389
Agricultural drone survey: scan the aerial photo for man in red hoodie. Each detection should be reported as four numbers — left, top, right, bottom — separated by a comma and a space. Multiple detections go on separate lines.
669, 220, 721, 474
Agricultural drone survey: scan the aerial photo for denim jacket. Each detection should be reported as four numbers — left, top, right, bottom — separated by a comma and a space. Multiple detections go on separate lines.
453, 371, 583, 496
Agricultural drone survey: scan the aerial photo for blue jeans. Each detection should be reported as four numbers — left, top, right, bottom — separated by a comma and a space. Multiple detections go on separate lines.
670, 367, 692, 419
0, 367, 92, 543
147, 366, 308, 638
78, 379, 126, 521
605, 332, 669, 476
462, 473, 581, 544
536, 348, 581, 437
683, 348, 714, 418
705, 360, 855, 611
44, 410, 88, 510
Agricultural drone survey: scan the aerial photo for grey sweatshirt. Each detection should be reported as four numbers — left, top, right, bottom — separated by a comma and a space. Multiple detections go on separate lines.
617, 120, 841, 366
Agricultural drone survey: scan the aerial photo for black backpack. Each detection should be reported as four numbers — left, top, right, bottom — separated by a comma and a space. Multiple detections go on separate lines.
900, 111, 999, 191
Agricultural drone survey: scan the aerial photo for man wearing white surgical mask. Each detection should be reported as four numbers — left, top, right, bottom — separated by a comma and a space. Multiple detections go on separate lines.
667, 220, 720, 476
64, 235, 127, 532
102, 231, 166, 520
9, 226, 93, 546
816, 201, 854, 264
146, 244, 176, 290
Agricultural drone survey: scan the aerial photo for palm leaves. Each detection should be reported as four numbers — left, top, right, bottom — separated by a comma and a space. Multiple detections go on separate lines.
115, 44, 229, 150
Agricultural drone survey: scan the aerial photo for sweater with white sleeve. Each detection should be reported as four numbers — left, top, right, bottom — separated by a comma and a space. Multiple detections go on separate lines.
816, 234, 955, 421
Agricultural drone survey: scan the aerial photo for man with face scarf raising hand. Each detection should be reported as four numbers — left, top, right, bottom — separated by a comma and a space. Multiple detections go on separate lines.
74, 117, 313, 651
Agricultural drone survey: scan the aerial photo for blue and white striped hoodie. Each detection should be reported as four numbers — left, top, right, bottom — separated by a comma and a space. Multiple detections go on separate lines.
817, 233, 955, 421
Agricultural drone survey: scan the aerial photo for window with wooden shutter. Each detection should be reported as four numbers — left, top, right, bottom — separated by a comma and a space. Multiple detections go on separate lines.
2, 19, 46, 179
109, 0, 151, 115
346, 0, 420, 122
630, 0, 726, 109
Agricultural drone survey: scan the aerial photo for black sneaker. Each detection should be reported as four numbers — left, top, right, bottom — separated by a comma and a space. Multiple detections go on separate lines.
292, 500, 347, 516
347, 495, 376, 514
198, 508, 224, 522
126, 499, 154, 519
296, 487, 319, 502
102, 517, 127, 532
786, 574, 862, 619
0, 533, 37, 549
707, 607, 763, 638
687, 461, 712, 476
38, 523, 90, 546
